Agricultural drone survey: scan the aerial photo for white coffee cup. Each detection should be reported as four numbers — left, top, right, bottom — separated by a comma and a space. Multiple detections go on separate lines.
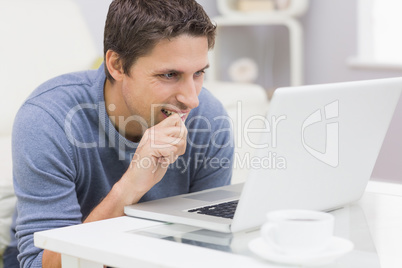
261, 210, 334, 255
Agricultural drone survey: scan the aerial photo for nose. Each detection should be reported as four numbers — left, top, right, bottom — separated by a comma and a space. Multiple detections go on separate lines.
176, 78, 200, 110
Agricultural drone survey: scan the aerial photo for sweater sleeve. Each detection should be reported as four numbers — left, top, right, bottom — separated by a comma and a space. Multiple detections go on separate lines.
12, 103, 82, 268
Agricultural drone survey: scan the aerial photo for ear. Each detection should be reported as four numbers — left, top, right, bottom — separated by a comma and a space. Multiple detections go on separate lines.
105, 50, 124, 81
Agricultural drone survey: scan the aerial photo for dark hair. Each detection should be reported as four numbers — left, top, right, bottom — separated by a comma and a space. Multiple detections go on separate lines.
103, 0, 216, 82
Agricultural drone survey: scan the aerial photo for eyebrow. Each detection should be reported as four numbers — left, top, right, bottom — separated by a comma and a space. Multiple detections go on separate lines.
157, 64, 210, 74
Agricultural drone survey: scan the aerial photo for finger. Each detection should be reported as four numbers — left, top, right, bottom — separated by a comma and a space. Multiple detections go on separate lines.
153, 125, 186, 137
151, 119, 187, 141
150, 134, 187, 150
178, 119, 187, 139
158, 153, 179, 165
156, 118, 187, 137
152, 138, 187, 158
157, 113, 182, 127
138, 127, 186, 151
148, 126, 185, 142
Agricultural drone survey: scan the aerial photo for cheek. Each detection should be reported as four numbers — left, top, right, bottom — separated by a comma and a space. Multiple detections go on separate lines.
196, 80, 204, 94
121, 84, 138, 109
148, 80, 165, 97
149, 80, 177, 100
122, 76, 151, 102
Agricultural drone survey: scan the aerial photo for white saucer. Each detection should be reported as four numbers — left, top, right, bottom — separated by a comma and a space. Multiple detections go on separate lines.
248, 236, 354, 266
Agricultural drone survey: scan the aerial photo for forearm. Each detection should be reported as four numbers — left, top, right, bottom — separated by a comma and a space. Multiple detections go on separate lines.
42, 250, 61, 268
41, 115, 186, 267
41, 177, 144, 267
84, 114, 187, 224
83, 177, 144, 223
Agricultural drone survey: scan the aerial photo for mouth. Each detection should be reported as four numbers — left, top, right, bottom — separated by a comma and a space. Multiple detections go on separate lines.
161, 108, 188, 121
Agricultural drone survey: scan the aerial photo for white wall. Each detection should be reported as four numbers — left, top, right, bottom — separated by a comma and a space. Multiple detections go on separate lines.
300, 0, 402, 183
76, 0, 402, 183
72, 0, 112, 55
198, 0, 402, 183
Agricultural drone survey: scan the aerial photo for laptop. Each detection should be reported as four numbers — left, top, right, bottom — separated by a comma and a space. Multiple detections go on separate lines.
125, 77, 402, 233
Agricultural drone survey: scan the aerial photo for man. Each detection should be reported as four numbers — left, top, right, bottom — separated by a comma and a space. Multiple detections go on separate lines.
4, 0, 233, 267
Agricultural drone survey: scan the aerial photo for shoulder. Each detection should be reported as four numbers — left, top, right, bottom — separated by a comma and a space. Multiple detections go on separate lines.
26, 68, 101, 107
188, 86, 232, 127
194, 87, 227, 116
186, 87, 232, 137
185, 87, 233, 148
13, 68, 105, 151
15, 68, 103, 126
187, 87, 229, 126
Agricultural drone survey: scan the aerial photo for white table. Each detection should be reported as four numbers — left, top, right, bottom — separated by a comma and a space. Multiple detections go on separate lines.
34, 181, 402, 268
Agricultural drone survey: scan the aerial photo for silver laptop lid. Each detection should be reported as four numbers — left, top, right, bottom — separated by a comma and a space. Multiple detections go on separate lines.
231, 77, 402, 232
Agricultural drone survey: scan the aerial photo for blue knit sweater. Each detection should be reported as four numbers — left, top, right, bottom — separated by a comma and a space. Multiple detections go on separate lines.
10, 65, 233, 267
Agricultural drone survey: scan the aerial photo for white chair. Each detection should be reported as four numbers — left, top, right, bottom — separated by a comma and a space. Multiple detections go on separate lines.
0, 0, 98, 264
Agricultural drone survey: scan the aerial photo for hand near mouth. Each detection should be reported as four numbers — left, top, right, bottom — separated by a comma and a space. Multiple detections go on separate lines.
121, 113, 188, 204
161, 107, 189, 122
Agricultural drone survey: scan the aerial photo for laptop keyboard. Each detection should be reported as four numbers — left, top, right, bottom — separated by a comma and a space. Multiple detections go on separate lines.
187, 200, 239, 219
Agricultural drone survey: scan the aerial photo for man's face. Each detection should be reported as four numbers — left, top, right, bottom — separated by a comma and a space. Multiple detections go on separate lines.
119, 35, 209, 135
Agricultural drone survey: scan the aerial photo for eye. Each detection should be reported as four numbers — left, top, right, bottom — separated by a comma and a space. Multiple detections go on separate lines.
160, 72, 178, 79
194, 70, 205, 77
